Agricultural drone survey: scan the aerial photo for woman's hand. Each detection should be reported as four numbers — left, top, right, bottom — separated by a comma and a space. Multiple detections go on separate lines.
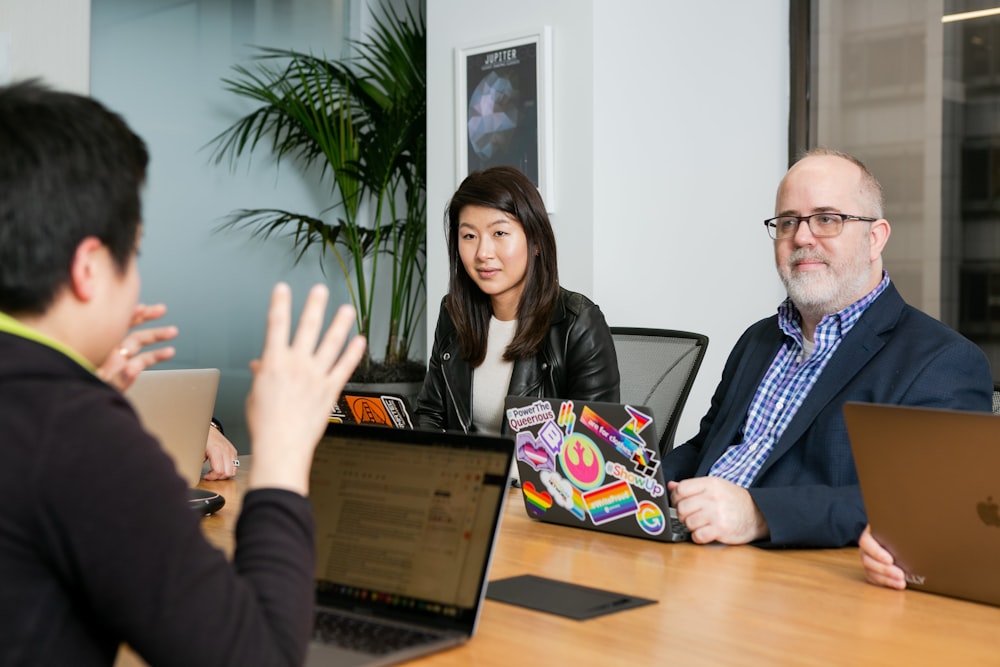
203, 424, 239, 481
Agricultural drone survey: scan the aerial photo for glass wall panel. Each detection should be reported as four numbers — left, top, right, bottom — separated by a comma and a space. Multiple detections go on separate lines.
809, 0, 1000, 382
90, 0, 355, 449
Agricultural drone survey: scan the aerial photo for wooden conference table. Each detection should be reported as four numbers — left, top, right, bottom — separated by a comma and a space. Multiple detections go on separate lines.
126, 460, 1000, 666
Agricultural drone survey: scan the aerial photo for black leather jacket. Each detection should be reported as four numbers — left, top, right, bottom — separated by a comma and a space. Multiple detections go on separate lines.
415, 288, 620, 432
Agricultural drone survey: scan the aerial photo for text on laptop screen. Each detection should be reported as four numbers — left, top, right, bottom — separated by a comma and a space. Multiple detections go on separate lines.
309, 436, 509, 620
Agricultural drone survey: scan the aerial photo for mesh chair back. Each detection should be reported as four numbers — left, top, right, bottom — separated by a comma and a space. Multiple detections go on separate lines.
993, 383, 1000, 416
610, 327, 708, 455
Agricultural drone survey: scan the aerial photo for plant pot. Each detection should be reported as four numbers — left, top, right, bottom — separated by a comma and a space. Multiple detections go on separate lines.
344, 380, 423, 428
345, 380, 422, 404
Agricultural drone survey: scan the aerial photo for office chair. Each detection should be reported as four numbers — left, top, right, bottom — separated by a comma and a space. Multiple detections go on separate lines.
610, 327, 708, 456
993, 383, 1000, 416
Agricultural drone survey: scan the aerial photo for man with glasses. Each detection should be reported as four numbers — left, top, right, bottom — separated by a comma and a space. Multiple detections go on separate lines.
664, 148, 993, 548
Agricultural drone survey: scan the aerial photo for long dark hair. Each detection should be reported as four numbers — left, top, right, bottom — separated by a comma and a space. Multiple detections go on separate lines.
445, 166, 558, 366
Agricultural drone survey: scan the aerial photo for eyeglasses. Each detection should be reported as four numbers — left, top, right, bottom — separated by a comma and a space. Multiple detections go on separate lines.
763, 213, 877, 240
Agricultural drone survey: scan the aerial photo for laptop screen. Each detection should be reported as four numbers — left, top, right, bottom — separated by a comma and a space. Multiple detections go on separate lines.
308, 425, 511, 631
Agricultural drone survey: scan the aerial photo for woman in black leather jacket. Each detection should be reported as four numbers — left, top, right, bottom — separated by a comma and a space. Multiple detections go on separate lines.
415, 166, 619, 434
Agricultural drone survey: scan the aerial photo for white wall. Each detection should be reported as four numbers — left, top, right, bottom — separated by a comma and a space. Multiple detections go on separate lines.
428, 0, 789, 444
427, 0, 598, 312
0, 0, 90, 92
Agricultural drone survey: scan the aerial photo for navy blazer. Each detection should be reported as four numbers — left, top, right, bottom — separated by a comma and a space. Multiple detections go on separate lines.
663, 283, 994, 547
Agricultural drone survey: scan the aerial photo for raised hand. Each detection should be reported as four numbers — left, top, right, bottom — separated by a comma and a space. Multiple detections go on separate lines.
245, 283, 366, 495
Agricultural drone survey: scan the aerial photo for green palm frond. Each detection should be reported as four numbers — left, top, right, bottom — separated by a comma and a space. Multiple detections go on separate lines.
207, 1, 426, 369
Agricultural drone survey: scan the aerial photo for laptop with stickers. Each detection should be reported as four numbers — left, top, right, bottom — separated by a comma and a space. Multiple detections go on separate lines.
304, 422, 512, 666
502, 396, 690, 542
844, 401, 1000, 607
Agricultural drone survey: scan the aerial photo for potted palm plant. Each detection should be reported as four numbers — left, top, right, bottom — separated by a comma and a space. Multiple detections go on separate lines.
208, 2, 426, 388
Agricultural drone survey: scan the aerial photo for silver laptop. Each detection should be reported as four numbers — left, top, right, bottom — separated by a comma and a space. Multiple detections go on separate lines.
305, 423, 512, 666
844, 401, 1000, 606
124, 368, 220, 487
503, 396, 690, 542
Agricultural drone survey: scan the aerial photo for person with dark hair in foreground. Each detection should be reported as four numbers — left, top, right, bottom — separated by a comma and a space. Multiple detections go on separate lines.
0, 81, 366, 665
415, 166, 619, 443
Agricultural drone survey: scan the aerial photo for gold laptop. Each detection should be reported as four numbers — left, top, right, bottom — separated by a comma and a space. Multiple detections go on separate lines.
844, 401, 1000, 606
124, 368, 220, 487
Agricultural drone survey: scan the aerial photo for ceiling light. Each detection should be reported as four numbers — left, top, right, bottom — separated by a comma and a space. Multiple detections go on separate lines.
942, 7, 1000, 23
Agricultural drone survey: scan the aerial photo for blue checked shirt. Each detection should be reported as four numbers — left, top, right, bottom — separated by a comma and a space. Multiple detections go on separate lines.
708, 271, 891, 487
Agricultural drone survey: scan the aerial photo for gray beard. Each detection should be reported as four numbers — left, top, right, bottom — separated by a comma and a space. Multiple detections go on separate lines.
779, 252, 874, 321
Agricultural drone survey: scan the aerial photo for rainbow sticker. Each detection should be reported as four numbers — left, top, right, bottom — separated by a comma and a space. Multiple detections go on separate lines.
636, 500, 666, 535
557, 400, 576, 434
583, 480, 639, 525
569, 487, 587, 521
516, 432, 555, 472
622, 405, 653, 442
579, 405, 658, 476
522, 481, 553, 517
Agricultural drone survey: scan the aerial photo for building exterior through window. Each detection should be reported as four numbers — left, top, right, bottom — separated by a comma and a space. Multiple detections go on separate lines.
804, 0, 1000, 382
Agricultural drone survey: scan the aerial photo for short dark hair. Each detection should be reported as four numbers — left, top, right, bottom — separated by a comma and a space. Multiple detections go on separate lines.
0, 80, 148, 314
445, 166, 559, 365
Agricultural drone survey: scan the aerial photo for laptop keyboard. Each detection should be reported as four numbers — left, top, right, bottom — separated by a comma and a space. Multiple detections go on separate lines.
668, 508, 691, 541
314, 610, 441, 655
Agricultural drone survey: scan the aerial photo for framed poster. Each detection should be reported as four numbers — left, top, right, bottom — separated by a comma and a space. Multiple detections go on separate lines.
455, 27, 554, 210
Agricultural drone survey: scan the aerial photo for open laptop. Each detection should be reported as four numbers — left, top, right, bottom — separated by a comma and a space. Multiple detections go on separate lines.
304, 423, 512, 666
502, 396, 689, 542
124, 368, 223, 512
844, 401, 1000, 606
330, 389, 414, 428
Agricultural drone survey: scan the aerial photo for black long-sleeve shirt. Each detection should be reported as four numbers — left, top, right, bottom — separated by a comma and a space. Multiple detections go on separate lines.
0, 330, 315, 666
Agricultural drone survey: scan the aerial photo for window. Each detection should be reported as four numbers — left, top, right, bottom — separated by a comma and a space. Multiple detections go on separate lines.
793, 0, 1000, 381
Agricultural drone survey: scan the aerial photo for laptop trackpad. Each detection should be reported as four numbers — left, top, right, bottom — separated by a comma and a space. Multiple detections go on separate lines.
304, 642, 383, 667
304, 608, 464, 667
304, 635, 462, 667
